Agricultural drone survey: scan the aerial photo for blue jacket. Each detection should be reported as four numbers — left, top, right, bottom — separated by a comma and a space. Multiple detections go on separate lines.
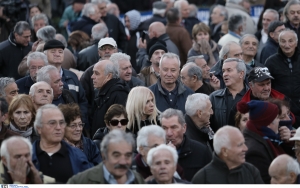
70, 15, 98, 37
82, 136, 102, 166
16, 75, 34, 94
149, 78, 194, 114
32, 140, 92, 175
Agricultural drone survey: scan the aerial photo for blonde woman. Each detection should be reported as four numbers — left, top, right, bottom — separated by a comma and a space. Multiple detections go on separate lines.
126, 86, 160, 135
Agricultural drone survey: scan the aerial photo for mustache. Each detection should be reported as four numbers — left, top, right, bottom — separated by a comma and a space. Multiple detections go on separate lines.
114, 164, 130, 170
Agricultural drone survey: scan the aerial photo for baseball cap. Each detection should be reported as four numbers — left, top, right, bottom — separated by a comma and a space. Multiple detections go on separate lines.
98, 37, 117, 49
248, 67, 274, 83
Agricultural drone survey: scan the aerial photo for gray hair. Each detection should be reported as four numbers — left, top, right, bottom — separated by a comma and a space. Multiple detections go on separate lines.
213, 126, 239, 154
147, 144, 178, 167
264, 9, 279, 21
228, 14, 244, 32
219, 41, 240, 59
82, 3, 98, 17
214, 5, 228, 20
160, 108, 185, 126
91, 0, 110, 5
189, 4, 198, 18
55, 34, 68, 48
109, 52, 131, 72
100, 129, 135, 158
29, 81, 53, 98
227, 0, 243, 4
31, 13, 49, 28
223, 58, 247, 79
101, 61, 119, 79
286, 156, 300, 175
13, 21, 31, 35
185, 93, 209, 116
174, 0, 189, 12
239, 34, 259, 46
91, 23, 108, 40
186, 55, 204, 64
36, 65, 58, 85
33, 104, 61, 135
136, 125, 166, 152
283, 0, 300, 22
0, 77, 15, 97
182, 62, 203, 81
36, 25, 56, 42
279, 29, 298, 43
159, 52, 181, 68
27, 51, 48, 67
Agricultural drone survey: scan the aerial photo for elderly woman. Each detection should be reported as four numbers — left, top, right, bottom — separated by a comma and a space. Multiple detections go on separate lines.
8, 94, 39, 142
188, 22, 220, 67
126, 86, 160, 135
58, 103, 101, 166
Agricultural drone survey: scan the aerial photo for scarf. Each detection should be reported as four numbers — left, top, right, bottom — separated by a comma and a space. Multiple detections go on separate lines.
200, 126, 215, 140
9, 123, 32, 138
63, 137, 84, 151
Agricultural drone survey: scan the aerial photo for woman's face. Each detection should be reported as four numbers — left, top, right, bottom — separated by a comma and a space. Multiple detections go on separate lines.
107, 114, 127, 131
64, 117, 83, 143
12, 105, 32, 129
30, 7, 41, 18
279, 105, 291, 121
196, 31, 210, 42
144, 94, 155, 117
238, 113, 249, 132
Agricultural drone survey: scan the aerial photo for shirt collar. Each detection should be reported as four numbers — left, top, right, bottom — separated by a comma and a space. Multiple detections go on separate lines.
228, 31, 241, 39
103, 164, 135, 184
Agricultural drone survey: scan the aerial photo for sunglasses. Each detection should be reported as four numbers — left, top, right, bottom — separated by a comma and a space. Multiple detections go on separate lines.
110, 119, 129, 126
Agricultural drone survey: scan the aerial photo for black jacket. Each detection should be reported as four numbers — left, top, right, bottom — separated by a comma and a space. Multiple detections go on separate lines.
184, 17, 201, 39
16, 75, 34, 94
80, 65, 95, 119
77, 40, 100, 71
70, 16, 98, 37
177, 135, 212, 181
141, 14, 167, 29
192, 153, 264, 184
91, 78, 130, 136
0, 33, 32, 79
260, 37, 278, 65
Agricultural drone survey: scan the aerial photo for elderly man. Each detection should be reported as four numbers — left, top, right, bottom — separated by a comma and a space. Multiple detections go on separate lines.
147, 144, 190, 184
160, 108, 212, 181
283, 0, 300, 47
16, 52, 48, 94
210, 5, 228, 42
91, 60, 129, 136
185, 93, 214, 152
192, 126, 263, 183
109, 53, 144, 89
29, 81, 53, 110
0, 136, 55, 184
260, 21, 285, 65
0, 21, 32, 79
32, 104, 92, 183
71, 3, 101, 37
265, 29, 300, 127
149, 53, 194, 114
31, 13, 49, 40
0, 77, 18, 104
67, 129, 144, 184
141, 1, 167, 29
269, 154, 300, 184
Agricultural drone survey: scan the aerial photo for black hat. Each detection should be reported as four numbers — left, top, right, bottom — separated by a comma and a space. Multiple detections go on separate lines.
248, 67, 274, 83
43, 40, 65, 51
148, 41, 168, 58
72, 0, 86, 4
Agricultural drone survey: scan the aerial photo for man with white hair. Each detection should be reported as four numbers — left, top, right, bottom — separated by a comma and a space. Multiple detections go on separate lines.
32, 104, 92, 183
16, 52, 48, 94
192, 125, 263, 183
71, 3, 101, 37
269, 154, 300, 184
185, 93, 214, 152
147, 144, 190, 184
29, 81, 53, 110
0, 136, 55, 184
141, 1, 167, 29
0, 77, 19, 104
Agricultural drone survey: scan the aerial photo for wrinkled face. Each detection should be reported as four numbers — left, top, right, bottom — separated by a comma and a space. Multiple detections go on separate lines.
103, 142, 133, 180
150, 49, 165, 64
226, 44, 243, 59
269, 165, 294, 184
249, 79, 271, 100
159, 57, 180, 86
196, 32, 210, 42
91, 63, 109, 89
268, 115, 280, 134
30, 7, 41, 18
144, 94, 155, 116
34, 19, 46, 33
89, 7, 101, 22
241, 36, 258, 57
106, 114, 127, 132
195, 58, 210, 79
180, 66, 194, 90
49, 70, 63, 98
32, 83, 53, 107
225, 131, 248, 167
238, 113, 249, 132
287, 4, 300, 27
150, 150, 176, 184
211, 7, 225, 24
14, 30, 31, 47
119, 60, 132, 82
222, 61, 243, 88
140, 134, 165, 160
46, 48, 64, 66
262, 12, 277, 32
3, 83, 18, 104
73, 3, 84, 13
64, 117, 83, 143
12, 105, 32, 129
279, 31, 297, 57
270, 25, 285, 43
198, 100, 213, 128
97, 2, 107, 17
180, 1, 190, 19
28, 59, 46, 82
37, 109, 65, 144
279, 106, 291, 121
98, 45, 117, 59
161, 116, 186, 148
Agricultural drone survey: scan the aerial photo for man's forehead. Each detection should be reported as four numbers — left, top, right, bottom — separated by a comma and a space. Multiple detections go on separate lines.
36, 84, 51, 90
161, 58, 179, 68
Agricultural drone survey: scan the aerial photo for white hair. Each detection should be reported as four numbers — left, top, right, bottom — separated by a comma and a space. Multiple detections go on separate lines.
213, 126, 240, 155
82, 3, 98, 17
31, 13, 49, 28
174, 0, 189, 12
36, 65, 58, 85
147, 144, 178, 166
279, 29, 298, 43
29, 81, 53, 98
91, 23, 108, 40
287, 158, 300, 175
91, 0, 110, 5
27, 51, 48, 67
136, 125, 166, 152
185, 93, 209, 116
0, 77, 15, 97
109, 52, 131, 72
159, 52, 181, 68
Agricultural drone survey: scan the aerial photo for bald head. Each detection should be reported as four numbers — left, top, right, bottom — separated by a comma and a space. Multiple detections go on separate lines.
148, 22, 166, 39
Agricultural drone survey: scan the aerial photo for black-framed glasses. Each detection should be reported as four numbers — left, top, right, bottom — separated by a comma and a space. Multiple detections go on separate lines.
109, 119, 128, 126
67, 123, 85, 129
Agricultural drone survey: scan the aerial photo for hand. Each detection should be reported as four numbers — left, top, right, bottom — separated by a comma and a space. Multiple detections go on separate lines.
63, 20, 69, 27
167, 141, 176, 149
279, 126, 291, 142
209, 75, 220, 90
8, 157, 28, 184
31, 40, 40, 52
145, 175, 154, 182
198, 39, 211, 54
138, 38, 147, 49
28, 160, 43, 184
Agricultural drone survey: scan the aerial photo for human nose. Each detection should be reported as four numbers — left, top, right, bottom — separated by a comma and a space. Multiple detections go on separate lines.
243, 143, 248, 151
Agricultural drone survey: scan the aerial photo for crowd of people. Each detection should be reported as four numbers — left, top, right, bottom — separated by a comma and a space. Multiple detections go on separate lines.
0, 0, 300, 185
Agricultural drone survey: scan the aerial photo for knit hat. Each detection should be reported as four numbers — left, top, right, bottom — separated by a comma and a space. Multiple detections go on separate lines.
148, 41, 168, 59
43, 39, 65, 51
237, 100, 279, 126
248, 67, 274, 83
125, 10, 141, 31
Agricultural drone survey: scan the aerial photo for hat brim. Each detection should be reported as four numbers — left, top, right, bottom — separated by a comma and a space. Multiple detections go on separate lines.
290, 136, 300, 141
252, 75, 274, 82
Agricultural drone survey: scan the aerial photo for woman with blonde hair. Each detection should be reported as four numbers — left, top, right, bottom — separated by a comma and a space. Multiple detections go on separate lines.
126, 86, 160, 135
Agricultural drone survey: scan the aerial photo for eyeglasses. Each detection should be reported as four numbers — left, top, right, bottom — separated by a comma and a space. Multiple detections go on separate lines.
109, 119, 129, 126
99, 46, 115, 51
42, 120, 66, 128
67, 123, 85, 129
143, 144, 160, 149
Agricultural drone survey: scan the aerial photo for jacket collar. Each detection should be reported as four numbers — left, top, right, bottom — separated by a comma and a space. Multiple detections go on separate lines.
8, 32, 19, 47
157, 78, 186, 95
158, 33, 169, 41
211, 153, 244, 172
87, 163, 106, 183
241, 88, 285, 103
214, 84, 249, 97
277, 46, 300, 59
98, 78, 121, 96
178, 134, 192, 158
